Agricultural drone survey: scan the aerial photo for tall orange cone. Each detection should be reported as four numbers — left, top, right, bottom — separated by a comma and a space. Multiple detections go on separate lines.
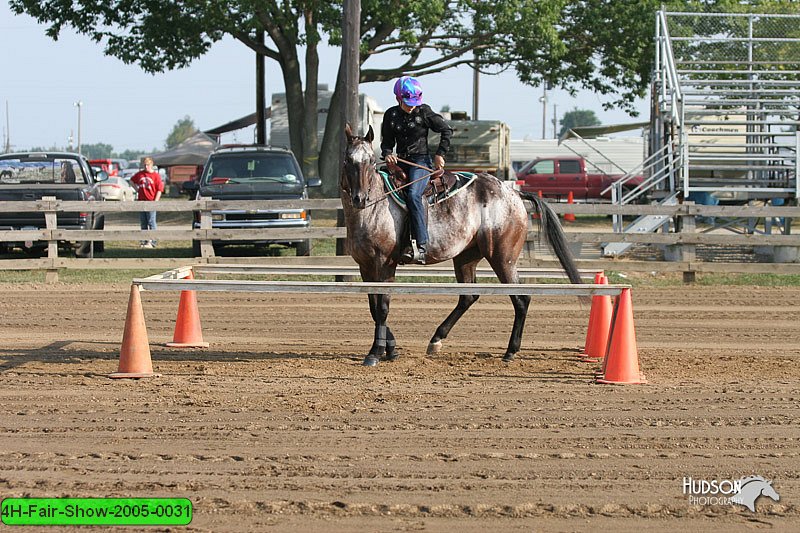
579, 272, 604, 356
533, 190, 544, 219
581, 275, 613, 362
564, 191, 576, 222
596, 288, 646, 384
165, 271, 209, 348
110, 284, 160, 379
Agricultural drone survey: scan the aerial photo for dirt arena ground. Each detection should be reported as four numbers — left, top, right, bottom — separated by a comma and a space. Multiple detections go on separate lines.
0, 281, 798, 532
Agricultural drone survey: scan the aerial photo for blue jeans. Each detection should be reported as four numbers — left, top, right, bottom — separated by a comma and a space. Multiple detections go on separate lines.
139, 210, 157, 244
400, 155, 432, 246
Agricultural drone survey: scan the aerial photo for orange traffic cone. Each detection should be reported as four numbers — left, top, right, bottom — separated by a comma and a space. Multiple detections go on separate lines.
581, 274, 613, 362
564, 191, 576, 222
533, 190, 544, 219
579, 272, 604, 356
596, 288, 646, 384
110, 284, 160, 379
165, 271, 209, 348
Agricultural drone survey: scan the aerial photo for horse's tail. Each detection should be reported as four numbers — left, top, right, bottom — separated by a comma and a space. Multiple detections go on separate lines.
519, 191, 582, 284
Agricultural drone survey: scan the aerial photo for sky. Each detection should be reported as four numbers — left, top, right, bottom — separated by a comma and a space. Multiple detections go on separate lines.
1, 3, 649, 153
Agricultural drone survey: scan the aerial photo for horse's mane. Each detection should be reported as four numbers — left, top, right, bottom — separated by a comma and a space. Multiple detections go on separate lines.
739, 475, 768, 486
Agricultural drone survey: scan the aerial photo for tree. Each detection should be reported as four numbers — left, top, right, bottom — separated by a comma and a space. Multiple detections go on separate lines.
558, 109, 601, 138
81, 142, 114, 159
12, 0, 782, 195
165, 116, 198, 149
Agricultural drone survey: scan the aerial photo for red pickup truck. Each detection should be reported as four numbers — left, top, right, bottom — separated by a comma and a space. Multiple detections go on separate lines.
515, 156, 642, 201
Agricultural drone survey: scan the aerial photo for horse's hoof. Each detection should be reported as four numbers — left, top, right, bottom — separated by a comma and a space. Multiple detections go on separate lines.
362, 356, 380, 367
502, 352, 516, 363
384, 350, 399, 362
427, 341, 442, 355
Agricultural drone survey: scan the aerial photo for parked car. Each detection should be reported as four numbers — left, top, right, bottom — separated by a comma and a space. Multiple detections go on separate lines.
0, 151, 105, 256
94, 171, 136, 201
88, 158, 122, 177
515, 156, 644, 201
183, 145, 322, 256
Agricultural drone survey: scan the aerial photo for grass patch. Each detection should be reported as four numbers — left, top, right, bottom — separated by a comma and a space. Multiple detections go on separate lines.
604, 271, 800, 287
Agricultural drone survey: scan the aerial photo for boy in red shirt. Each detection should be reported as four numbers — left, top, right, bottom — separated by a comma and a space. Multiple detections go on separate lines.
130, 156, 165, 248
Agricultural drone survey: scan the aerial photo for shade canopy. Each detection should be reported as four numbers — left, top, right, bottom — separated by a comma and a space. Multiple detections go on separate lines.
150, 132, 219, 167
559, 122, 649, 143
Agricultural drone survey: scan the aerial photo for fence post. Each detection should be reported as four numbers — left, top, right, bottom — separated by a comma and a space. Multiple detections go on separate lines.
199, 206, 214, 258
680, 202, 696, 283
43, 196, 59, 284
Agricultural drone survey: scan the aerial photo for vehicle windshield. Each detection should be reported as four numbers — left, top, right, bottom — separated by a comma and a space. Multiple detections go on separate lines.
0, 157, 89, 184
201, 154, 300, 185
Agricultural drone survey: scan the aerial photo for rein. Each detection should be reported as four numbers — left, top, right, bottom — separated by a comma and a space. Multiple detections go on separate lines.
395, 157, 435, 173
345, 149, 441, 209
364, 167, 442, 209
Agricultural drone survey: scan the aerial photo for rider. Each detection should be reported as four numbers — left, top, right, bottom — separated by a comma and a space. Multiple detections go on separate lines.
381, 76, 453, 264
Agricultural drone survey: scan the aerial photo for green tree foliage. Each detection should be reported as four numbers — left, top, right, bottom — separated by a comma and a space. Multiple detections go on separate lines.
165, 116, 198, 149
558, 109, 601, 138
80, 142, 114, 159
117, 149, 149, 162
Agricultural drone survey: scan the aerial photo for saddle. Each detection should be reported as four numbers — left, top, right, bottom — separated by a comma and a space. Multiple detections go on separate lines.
381, 164, 471, 206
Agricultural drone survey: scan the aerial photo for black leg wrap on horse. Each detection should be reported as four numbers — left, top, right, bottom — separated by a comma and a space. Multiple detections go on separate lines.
384, 338, 398, 361
371, 324, 387, 352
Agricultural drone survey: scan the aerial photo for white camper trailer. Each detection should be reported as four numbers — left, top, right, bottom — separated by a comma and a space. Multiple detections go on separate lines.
269, 85, 384, 157
428, 118, 512, 180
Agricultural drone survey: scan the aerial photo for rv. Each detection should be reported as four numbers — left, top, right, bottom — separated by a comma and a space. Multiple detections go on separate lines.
430, 118, 512, 180
269, 85, 384, 157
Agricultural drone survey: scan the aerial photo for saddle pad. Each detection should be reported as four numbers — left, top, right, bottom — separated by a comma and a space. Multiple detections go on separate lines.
380, 170, 476, 210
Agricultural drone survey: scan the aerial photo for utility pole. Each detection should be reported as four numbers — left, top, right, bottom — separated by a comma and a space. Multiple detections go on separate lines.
74, 101, 83, 154
472, 51, 479, 120
342, 0, 360, 134
3, 100, 9, 153
255, 30, 266, 145
552, 104, 558, 139
336, 0, 361, 270
539, 85, 548, 140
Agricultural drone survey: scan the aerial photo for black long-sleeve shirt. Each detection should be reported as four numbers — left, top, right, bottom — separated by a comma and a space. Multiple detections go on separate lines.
380, 104, 453, 159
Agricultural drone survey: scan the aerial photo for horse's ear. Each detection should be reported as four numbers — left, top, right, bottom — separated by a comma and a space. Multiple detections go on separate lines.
345, 123, 354, 142
365, 125, 374, 143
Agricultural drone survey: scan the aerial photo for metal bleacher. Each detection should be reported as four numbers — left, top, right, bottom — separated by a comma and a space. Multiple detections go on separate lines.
604, 10, 800, 258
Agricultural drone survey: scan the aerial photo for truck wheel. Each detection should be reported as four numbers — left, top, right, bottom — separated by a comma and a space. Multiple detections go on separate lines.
295, 239, 312, 256
93, 215, 105, 253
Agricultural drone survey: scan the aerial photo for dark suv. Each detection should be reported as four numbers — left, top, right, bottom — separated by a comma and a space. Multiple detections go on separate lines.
184, 145, 321, 256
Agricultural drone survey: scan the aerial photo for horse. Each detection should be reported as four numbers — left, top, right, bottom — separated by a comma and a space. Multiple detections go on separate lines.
340, 123, 582, 367
731, 476, 780, 512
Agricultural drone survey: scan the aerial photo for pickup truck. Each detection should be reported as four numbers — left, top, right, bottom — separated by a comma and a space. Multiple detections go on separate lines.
0, 152, 105, 256
183, 145, 321, 256
515, 156, 643, 201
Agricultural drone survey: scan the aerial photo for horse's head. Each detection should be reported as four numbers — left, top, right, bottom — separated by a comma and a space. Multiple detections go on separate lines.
341, 123, 377, 209
761, 481, 780, 502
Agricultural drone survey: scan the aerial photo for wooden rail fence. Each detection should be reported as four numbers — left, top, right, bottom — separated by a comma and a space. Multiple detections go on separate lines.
1, 198, 798, 281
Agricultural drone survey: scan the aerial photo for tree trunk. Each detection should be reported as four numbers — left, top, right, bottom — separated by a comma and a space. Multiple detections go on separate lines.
280, 56, 305, 166
302, 12, 320, 181
319, 65, 346, 198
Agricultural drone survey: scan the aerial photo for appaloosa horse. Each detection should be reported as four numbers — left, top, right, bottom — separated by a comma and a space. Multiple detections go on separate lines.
341, 124, 581, 366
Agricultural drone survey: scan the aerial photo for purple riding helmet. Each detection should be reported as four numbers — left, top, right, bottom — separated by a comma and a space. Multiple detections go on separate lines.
393, 76, 423, 107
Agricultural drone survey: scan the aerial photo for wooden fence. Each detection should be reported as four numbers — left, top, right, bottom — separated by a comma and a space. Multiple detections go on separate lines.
1, 198, 798, 281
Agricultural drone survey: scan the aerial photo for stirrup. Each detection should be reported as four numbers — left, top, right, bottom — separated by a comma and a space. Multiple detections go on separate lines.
400, 246, 414, 264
